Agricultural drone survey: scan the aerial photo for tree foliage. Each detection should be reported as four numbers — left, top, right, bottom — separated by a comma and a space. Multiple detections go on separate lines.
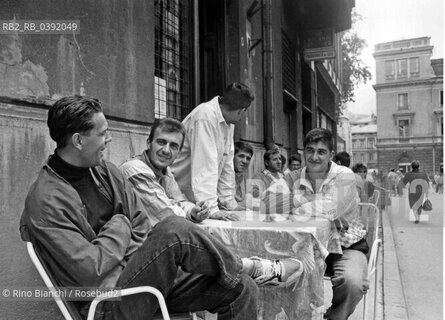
340, 13, 372, 111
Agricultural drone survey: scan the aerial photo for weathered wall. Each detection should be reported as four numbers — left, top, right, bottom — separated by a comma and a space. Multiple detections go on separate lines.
0, 101, 149, 319
0, 3, 155, 315
0, 0, 155, 123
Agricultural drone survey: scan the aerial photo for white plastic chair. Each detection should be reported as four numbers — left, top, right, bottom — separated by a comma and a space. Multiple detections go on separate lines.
358, 203, 380, 244
322, 203, 382, 320
357, 203, 382, 320
26, 242, 197, 320
370, 190, 380, 207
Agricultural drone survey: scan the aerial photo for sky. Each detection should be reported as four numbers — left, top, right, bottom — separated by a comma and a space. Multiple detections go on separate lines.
346, 0, 444, 115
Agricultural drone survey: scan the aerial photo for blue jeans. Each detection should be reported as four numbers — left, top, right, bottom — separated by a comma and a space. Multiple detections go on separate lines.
325, 249, 369, 320
103, 215, 258, 320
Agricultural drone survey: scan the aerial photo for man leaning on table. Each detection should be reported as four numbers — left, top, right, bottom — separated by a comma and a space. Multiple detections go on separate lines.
120, 117, 210, 226
291, 128, 369, 320
20, 95, 304, 320
171, 82, 254, 221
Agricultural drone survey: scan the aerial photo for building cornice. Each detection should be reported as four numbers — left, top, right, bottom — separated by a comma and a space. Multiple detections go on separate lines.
373, 45, 433, 58
377, 142, 443, 149
373, 77, 443, 90
376, 136, 443, 148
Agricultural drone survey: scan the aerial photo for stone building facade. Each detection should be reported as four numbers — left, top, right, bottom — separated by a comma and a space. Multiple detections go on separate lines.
373, 37, 443, 175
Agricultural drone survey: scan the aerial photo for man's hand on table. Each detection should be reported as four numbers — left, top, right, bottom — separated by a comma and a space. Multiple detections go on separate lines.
190, 201, 210, 222
210, 210, 241, 221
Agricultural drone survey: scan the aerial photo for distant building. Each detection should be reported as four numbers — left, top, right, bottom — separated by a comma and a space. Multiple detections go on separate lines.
373, 37, 443, 174
337, 114, 352, 154
351, 114, 377, 169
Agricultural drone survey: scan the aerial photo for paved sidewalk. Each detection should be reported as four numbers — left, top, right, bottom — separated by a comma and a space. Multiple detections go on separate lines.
381, 202, 409, 320
385, 191, 443, 320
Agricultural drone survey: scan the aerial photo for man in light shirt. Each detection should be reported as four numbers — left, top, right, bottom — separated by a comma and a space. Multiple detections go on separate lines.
171, 82, 254, 221
292, 128, 369, 320
120, 118, 210, 226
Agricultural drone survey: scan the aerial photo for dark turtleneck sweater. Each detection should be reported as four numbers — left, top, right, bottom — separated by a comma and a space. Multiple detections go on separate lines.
48, 151, 113, 234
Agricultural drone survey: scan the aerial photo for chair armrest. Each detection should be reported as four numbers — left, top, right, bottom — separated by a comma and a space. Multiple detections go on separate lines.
87, 286, 170, 320
367, 239, 382, 277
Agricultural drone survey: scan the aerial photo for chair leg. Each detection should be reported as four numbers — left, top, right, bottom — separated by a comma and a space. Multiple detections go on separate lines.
373, 268, 378, 320
362, 294, 367, 320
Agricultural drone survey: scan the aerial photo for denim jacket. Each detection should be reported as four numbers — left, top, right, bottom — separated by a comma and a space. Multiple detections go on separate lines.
20, 159, 150, 291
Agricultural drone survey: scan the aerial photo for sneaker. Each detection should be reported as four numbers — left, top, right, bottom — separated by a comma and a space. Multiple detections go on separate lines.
249, 256, 303, 287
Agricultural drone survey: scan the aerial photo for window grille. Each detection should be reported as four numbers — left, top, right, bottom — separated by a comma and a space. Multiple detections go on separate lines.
155, 0, 192, 120
282, 31, 297, 98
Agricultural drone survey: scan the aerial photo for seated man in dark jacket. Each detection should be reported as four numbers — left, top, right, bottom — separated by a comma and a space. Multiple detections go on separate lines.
20, 95, 302, 320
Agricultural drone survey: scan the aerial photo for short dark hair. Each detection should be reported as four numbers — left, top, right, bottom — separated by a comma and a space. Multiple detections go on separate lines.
333, 151, 351, 167
411, 160, 420, 170
264, 149, 280, 163
220, 82, 254, 111
148, 117, 186, 149
47, 95, 103, 148
234, 141, 253, 156
303, 128, 334, 151
352, 163, 367, 174
289, 153, 301, 165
